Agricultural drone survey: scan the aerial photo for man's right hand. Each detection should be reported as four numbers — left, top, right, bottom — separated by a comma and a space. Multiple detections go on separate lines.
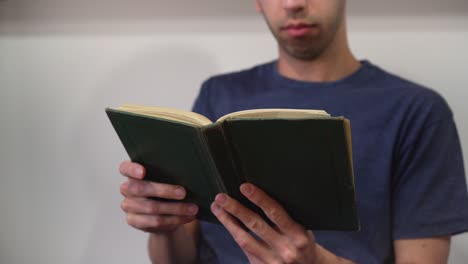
119, 160, 199, 234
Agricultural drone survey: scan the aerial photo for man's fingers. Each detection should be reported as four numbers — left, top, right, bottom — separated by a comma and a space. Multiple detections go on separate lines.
120, 178, 187, 200
213, 193, 285, 251
119, 160, 145, 179
210, 203, 278, 263
121, 197, 198, 216
240, 183, 304, 235
126, 213, 195, 232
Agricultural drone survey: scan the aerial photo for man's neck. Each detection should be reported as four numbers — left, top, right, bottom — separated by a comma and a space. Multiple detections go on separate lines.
277, 25, 360, 83
277, 54, 360, 83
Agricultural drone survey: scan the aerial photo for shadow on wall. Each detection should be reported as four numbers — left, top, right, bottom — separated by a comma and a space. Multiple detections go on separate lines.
71, 44, 218, 263
0, 0, 467, 35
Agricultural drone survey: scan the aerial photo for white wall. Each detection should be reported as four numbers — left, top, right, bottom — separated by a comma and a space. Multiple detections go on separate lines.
1, 1, 467, 263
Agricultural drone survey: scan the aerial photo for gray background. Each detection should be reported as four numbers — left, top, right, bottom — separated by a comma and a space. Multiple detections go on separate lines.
1, 0, 467, 263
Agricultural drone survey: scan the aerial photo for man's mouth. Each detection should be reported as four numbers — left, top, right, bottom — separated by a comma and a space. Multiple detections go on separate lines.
281, 23, 319, 38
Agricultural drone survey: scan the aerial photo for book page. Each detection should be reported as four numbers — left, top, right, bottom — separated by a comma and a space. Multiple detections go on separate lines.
118, 104, 212, 126
217, 108, 330, 122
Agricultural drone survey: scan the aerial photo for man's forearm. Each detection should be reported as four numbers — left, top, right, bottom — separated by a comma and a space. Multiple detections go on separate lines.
148, 222, 199, 264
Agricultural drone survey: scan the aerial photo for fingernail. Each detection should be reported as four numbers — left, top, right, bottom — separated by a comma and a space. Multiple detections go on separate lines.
240, 184, 253, 196
187, 204, 198, 215
211, 203, 221, 214
175, 187, 186, 198
215, 194, 227, 205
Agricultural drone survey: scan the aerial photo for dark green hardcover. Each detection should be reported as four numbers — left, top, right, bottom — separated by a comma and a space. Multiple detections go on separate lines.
106, 108, 359, 231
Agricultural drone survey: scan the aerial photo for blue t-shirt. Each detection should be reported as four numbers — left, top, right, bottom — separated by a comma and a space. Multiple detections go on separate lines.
191, 60, 468, 263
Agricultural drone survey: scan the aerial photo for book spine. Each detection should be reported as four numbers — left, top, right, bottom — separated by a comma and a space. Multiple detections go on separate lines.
197, 126, 229, 194
220, 121, 249, 198
201, 123, 244, 199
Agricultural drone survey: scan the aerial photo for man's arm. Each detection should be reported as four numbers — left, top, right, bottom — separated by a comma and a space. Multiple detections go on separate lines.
394, 237, 450, 264
148, 221, 200, 264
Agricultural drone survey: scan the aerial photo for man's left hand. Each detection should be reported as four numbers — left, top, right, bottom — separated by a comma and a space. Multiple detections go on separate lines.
211, 183, 321, 264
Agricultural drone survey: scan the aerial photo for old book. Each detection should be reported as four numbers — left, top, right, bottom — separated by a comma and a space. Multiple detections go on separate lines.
106, 104, 359, 231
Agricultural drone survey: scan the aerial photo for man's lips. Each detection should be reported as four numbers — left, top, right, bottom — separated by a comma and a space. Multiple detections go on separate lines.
281, 23, 318, 37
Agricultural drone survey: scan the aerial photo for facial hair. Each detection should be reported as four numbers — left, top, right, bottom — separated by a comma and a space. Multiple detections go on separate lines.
261, 5, 345, 61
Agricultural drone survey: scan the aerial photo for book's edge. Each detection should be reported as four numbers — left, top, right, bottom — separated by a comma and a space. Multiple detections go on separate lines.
117, 104, 213, 126
344, 119, 355, 187
105, 108, 139, 160
107, 108, 207, 128
216, 108, 330, 122
335, 118, 360, 231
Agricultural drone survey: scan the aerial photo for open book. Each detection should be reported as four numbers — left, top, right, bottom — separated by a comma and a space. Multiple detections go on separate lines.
106, 104, 359, 231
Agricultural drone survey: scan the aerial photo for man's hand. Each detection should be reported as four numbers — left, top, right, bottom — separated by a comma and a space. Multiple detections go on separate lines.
119, 160, 199, 234
210, 183, 317, 263
211, 183, 355, 264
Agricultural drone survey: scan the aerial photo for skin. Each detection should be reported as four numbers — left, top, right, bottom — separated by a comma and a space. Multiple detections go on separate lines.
119, 0, 451, 263
256, 0, 360, 83
119, 161, 199, 264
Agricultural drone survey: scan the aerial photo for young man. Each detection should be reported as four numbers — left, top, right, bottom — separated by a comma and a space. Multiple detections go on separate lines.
118, 0, 468, 263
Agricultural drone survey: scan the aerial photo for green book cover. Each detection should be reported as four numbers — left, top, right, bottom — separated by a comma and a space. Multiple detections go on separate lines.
106, 105, 359, 231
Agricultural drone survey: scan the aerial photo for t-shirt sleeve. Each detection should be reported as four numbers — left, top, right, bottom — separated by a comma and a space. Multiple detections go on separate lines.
392, 113, 468, 239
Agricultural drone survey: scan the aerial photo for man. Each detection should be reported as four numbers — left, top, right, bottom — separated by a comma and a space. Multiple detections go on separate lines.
118, 0, 468, 263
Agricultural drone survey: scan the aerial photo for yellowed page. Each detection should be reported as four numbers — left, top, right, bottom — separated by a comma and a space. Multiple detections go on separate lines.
217, 108, 330, 122
118, 104, 212, 126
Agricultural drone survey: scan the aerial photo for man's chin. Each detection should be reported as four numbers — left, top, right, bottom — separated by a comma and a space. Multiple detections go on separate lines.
283, 46, 325, 61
